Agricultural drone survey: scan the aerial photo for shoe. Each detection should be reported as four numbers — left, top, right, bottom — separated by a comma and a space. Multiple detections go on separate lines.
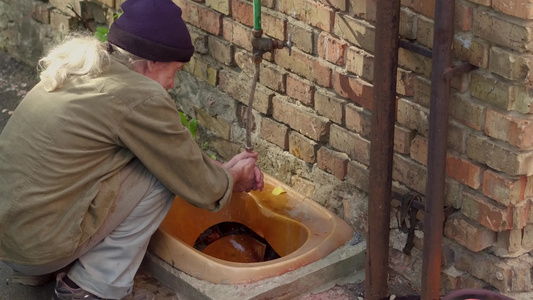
53, 272, 102, 299
11, 270, 54, 286
52, 272, 155, 300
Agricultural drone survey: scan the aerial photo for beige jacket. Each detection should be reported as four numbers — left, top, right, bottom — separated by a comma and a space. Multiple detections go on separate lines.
0, 59, 232, 265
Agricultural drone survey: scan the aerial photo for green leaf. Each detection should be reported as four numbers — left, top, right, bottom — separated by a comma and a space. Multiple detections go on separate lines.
189, 118, 197, 141
179, 111, 188, 127
94, 26, 109, 42
113, 11, 123, 21
202, 141, 208, 150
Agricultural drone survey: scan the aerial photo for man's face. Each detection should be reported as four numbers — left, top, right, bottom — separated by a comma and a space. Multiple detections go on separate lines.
142, 61, 185, 90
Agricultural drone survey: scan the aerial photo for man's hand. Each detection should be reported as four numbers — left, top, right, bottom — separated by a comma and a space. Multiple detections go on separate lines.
224, 151, 264, 193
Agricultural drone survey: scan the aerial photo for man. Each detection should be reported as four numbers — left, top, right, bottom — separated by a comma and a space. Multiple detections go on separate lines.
0, 0, 264, 299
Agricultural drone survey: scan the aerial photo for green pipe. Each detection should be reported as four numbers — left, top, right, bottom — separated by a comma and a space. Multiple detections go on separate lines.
253, 0, 261, 31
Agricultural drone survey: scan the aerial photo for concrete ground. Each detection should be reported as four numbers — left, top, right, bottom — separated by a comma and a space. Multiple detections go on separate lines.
0, 51, 419, 299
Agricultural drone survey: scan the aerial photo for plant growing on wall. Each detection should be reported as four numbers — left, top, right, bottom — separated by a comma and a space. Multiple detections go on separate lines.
179, 111, 215, 159
94, 11, 122, 42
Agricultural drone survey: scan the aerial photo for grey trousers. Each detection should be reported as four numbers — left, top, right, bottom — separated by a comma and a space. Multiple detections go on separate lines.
7, 159, 174, 298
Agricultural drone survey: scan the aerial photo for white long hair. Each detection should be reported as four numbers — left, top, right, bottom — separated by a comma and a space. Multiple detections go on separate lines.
38, 32, 146, 92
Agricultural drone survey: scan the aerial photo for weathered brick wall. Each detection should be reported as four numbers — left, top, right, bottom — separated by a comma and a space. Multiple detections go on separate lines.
3, 0, 533, 297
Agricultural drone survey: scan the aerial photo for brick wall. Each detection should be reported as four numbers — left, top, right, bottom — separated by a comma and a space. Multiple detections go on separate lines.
4, 0, 533, 297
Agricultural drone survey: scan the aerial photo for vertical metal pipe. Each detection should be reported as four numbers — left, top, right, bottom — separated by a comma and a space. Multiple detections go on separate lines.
365, 0, 400, 299
253, 0, 261, 31
421, 0, 455, 299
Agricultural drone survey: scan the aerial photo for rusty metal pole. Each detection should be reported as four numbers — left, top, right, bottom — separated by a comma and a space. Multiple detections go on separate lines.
421, 0, 455, 299
365, 0, 400, 299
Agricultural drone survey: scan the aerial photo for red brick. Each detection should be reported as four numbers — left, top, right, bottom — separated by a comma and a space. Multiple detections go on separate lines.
315, 91, 345, 125
222, 19, 252, 51
179, 0, 223, 35
261, 117, 289, 150
198, 5, 223, 35
444, 213, 497, 252
177, 0, 196, 25
231, 0, 253, 27
485, 109, 533, 149
272, 96, 330, 142
330, 124, 370, 165
317, 32, 348, 66
455, 0, 473, 31
289, 131, 318, 163
492, 0, 533, 20
461, 191, 513, 232
286, 75, 314, 107
345, 103, 371, 138
446, 154, 484, 189
332, 72, 374, 111
483, 169, 526, 206
317, 147, 349, 180
278, 0, 334, 32
275, 48, 332, 87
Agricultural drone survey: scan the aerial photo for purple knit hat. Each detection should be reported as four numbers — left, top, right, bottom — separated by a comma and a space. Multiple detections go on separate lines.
107, 0, 194, 62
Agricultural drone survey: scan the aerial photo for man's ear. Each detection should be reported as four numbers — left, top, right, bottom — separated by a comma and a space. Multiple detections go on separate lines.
146, 60, 157, 73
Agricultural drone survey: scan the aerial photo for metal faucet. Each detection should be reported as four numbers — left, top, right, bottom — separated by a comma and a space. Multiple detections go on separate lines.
251, 30, 292, 64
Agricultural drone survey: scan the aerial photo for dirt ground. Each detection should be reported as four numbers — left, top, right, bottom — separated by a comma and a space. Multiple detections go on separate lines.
0, 50, 419, 299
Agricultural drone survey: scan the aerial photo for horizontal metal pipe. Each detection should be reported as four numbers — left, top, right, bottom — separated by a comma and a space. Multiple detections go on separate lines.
398, 39, 432, 58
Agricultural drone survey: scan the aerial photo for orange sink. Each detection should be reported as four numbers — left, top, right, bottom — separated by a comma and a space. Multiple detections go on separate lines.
148, 173, 355, 284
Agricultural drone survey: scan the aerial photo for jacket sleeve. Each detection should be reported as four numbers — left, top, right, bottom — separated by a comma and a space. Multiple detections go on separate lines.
117, 94, 233, 211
